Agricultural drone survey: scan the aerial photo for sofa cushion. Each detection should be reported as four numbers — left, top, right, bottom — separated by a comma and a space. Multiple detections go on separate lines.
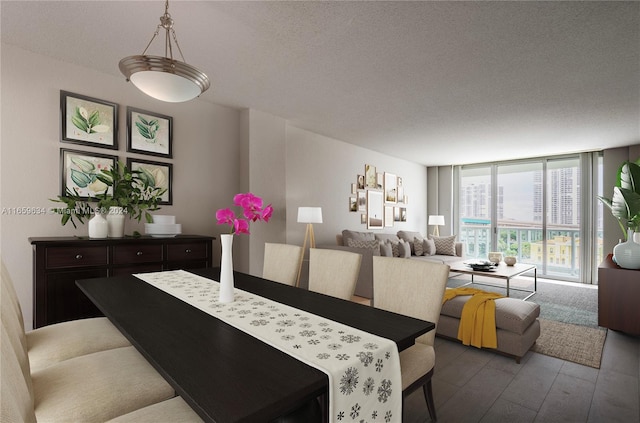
374, 233, 401, 244
414, 238, 424, 256
440, 293, 540, 335
397, 231, 424, 254
429, 235, 457, 256
380, 241, 393, 257
423, 238, 436, 256
398, 239, 411, 258
346, 238, 381, 256
342, 230, 375, 247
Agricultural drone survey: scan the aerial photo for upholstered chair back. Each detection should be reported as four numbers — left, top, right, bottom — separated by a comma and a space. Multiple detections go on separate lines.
1, 322, 37, 423
263, 243, 304, 286
373, 256, 449, 346
308, 248, 362, 300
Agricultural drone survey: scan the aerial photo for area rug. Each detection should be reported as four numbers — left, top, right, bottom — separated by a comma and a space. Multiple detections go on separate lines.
531, 319, 607, 369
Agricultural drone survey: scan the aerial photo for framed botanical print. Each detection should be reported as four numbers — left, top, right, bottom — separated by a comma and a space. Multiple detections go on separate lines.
126, 158, 173, 205
60, 91, 118, 149
60, 148, 116, 198
357, 191, 367, 212
365, 164, 377, 188
366, 190, 384, 230
349, 197, 357, 212
384, 172, 397, 203
127, 107, 173, 158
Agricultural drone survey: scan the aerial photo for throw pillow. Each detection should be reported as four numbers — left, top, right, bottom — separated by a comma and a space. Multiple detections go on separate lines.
397, 231, 424, 254
414, 237, 424, 256
347, 238, 380, 256
429, 235, 457, 256
423, 238, 436, 256
398, 239, 411, 258
379, 241, 393, 257
389, 241, 400, 257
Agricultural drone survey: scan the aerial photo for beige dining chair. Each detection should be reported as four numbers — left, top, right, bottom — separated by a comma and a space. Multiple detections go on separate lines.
372, 256, 450, 422
308, 248, 362, 300
263, 243, 304, 286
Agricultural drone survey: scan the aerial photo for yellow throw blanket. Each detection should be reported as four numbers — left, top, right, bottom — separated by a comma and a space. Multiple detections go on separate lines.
443, 288, 504, 349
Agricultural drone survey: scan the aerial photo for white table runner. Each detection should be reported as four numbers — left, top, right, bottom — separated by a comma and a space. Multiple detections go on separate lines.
135, 270, 401, 422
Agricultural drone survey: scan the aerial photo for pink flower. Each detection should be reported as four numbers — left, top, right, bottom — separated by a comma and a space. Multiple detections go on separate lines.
216, 193, 272, 235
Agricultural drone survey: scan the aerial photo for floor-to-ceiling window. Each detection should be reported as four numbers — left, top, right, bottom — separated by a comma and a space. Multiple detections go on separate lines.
456, 152, 602, 284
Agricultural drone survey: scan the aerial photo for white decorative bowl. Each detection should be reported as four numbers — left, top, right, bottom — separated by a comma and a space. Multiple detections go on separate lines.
152, 215, 176, 224
488, 252, 503, 264
144, 223, 182, 237
504, 256, 517, 266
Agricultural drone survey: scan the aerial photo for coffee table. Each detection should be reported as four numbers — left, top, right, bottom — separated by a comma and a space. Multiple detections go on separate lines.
448, 261, 537, 300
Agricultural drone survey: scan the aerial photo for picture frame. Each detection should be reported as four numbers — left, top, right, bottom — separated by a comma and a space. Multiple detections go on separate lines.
366, 190, 384, 230
394, 207, 401, 222
365, 164, 377, 188
127, 107, 173, 158
349, 196, 357, 212
126, 158, 173, 205
60, 91, 118, 149
384, 206, 394, 227
384, 172, 398, 203
60, 148, 117, 199
376, 172, 383, 190
351, 183, 357, 195
361, 214, 367, 224
357, 174, 365, 190
357, 191, 367, 212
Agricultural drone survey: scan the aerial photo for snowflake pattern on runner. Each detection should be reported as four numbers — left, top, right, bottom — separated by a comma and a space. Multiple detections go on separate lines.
135, 270, 401, 422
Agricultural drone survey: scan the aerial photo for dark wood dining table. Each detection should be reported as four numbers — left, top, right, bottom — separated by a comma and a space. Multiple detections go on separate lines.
76, 268, 434, 423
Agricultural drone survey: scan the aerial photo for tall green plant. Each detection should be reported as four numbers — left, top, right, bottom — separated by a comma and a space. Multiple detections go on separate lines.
51, 161, 167, 228
597, 159, 640, 240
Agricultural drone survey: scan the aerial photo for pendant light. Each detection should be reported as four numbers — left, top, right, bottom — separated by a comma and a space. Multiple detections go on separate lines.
119, 0, 210, 103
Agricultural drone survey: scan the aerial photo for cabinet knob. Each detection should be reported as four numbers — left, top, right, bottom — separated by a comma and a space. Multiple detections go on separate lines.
136, 251, 143, 256
185, 249, 192, 254
75, 254, 83, 260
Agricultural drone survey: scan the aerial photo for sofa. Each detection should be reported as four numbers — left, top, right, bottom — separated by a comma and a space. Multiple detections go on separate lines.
319, 229, 464, 298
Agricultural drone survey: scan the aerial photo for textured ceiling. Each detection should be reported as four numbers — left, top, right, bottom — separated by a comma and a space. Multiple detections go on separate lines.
2, 1, 639, 166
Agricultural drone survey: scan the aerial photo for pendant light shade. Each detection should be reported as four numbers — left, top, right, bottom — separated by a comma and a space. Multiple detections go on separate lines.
119, 1, 210, 103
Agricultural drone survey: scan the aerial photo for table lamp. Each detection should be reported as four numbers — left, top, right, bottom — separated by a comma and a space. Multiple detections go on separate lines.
428, 215, 445, 237
296, 207, 323, 287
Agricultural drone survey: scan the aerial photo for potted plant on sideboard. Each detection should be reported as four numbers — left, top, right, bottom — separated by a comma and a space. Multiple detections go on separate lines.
51, 160, 166, 238
597, 159, 640, 269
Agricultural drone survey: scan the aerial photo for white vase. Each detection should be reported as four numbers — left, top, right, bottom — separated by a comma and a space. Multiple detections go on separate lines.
613, 228, 640, 270
634, 231, 640, 244
107, 206, 125, 238
88, 210, 108, 239
219, 234, 235, 303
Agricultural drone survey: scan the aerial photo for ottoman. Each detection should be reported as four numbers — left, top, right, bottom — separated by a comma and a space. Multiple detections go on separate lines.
436, 291, 541, 362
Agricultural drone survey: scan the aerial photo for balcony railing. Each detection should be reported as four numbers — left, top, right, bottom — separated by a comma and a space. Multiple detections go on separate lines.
459, 223, 603, 281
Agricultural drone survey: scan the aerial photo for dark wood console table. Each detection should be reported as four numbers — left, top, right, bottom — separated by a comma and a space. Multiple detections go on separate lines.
29, 235, 215, 329
598, 254, 640, 335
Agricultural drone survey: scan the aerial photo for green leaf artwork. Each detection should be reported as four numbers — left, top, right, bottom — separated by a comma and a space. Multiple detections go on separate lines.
135, 115, 160, 143
71, 106, 110, 134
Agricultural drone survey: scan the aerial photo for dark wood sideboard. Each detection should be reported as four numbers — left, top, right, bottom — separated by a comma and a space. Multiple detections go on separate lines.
30, 235, 215, 329
598, 254, 640, 336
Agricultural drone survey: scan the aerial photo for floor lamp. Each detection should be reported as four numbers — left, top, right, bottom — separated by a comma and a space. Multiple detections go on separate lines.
296, 207, 323, 287
428, 215, 445, 237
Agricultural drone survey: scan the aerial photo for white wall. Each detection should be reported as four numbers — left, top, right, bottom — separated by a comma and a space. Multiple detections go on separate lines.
285, 125, 428, 247
0, 45, 431, 328
0, 44, 241, 328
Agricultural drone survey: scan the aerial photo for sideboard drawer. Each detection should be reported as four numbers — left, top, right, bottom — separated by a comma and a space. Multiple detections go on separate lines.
46, 246, 108, 269
167, 242, 208, 261
113, 244, 163, 264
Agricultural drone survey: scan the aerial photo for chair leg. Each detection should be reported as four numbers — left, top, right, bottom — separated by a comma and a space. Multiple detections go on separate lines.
423, 379, 437, 422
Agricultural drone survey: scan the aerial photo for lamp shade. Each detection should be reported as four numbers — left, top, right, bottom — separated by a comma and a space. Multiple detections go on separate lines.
120, 55, 210, 103
297, 207, 323, 224
428, 215, 445, 226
